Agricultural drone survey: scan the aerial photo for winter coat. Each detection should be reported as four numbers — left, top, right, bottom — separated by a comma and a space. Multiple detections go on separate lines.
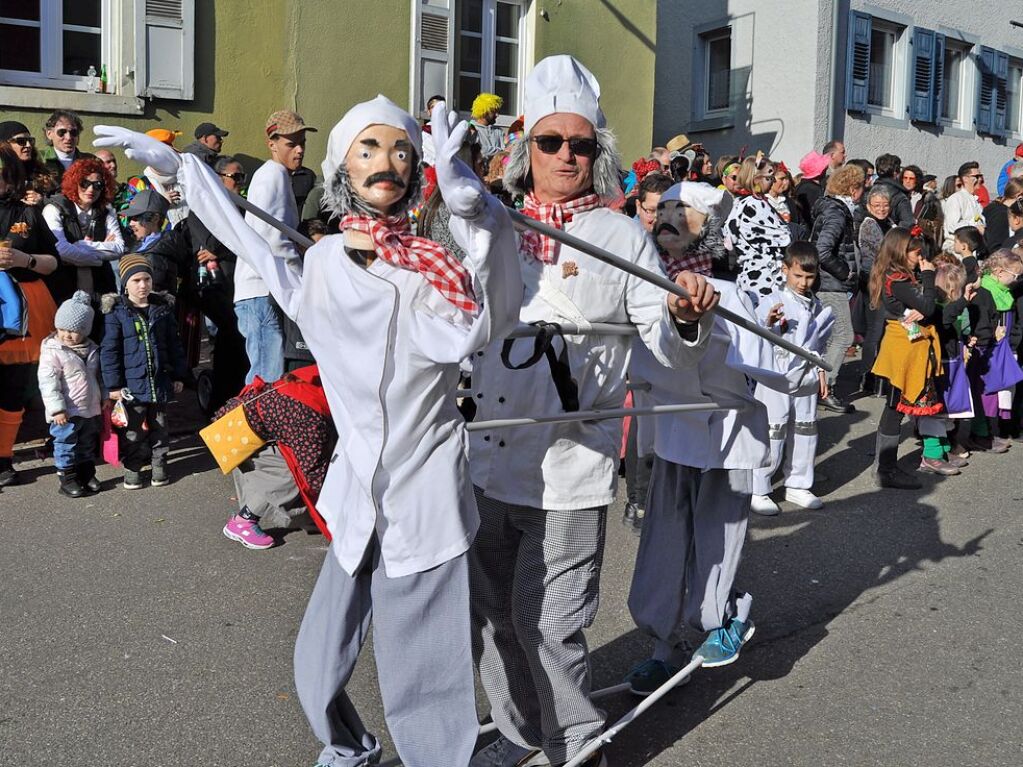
37, 333, 102, 422
810, 195, 858, 293
793, 178, 823, 225
182, 141, 220, 168
99, 292, 189, 403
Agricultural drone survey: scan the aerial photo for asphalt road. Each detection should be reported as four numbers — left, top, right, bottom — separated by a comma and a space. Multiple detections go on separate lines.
1, 389, 1021, 767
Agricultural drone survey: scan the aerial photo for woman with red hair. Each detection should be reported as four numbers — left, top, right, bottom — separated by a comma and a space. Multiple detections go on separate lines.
42, 157, 125, 306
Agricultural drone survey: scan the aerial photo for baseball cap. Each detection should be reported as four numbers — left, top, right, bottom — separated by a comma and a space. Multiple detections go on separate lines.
123, 189, 170, 219
265, 110, 317, 138
195, 122, 229, 139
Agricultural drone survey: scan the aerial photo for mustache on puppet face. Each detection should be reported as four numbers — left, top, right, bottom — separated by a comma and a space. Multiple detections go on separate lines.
364, 171, 407, 189
654, 222, 681, 238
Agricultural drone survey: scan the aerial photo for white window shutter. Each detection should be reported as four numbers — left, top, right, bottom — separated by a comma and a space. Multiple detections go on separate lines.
411, 0, 455, 117
134, 0, 195, 100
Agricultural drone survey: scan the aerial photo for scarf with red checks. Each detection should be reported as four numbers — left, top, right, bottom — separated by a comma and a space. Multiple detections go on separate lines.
519, 192, 603, 264
340, 213, 477, 312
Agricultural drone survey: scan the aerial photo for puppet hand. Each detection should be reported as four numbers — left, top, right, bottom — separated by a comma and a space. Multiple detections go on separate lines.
93, 126, 181, 176
430, 102, 486, 219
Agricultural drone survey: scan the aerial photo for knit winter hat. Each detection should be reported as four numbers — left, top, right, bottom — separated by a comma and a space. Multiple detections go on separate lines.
119, 254, 152, 286
54, 290, 94, 334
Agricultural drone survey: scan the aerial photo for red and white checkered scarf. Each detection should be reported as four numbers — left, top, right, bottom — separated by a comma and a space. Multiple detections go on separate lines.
340, 213, 477, 312
519, 192, 603, 264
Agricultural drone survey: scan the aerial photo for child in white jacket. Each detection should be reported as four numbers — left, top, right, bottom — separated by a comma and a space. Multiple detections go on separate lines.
37, 291, 103, 497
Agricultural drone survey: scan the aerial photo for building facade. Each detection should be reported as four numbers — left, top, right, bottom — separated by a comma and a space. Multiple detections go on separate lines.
664, 0, 1023, 182
0, 0, 662, 175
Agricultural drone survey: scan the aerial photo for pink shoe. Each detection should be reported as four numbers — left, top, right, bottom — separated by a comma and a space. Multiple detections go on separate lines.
222, 514, 274, 550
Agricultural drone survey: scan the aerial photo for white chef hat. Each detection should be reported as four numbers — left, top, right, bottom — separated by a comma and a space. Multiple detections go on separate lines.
523, 55, 605, 134
321, 94, 422, 184
661, 181, 730, 218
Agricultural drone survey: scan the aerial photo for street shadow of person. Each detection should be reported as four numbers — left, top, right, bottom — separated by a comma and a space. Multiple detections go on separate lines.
586, 487, 990, 766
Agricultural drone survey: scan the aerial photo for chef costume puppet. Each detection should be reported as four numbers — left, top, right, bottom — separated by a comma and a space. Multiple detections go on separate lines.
749, 244, 834, 515
95, 96, 524, 767
624, 274, 831, 692
652, 180, 732, 278
467, 56, 719, 767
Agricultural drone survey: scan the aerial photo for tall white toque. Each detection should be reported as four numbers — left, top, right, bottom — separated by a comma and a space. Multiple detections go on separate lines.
523, 55, 605, 134
321, 94, 422, 184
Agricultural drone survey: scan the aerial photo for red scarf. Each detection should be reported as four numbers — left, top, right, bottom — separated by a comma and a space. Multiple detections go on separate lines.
340, 213, 477, 312
520, 192, 603, 264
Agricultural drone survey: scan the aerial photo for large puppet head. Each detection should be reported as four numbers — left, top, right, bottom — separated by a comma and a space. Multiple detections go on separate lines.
321, 95, 424, 218
503, 55, 621, 204
654, 182, 731, 256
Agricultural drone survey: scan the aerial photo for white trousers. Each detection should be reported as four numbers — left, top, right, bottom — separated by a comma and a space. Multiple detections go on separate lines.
752, 390, 819, 495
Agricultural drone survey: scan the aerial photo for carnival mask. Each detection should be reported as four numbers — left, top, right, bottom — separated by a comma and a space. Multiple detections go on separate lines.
345, 124, 416, 214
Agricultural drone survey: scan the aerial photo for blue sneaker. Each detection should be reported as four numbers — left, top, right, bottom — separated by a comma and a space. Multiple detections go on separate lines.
696, 618, 755, 668
624, 658, 690, 696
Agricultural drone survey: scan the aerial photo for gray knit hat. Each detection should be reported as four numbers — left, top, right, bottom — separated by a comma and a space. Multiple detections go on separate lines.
54, 290, 94, 335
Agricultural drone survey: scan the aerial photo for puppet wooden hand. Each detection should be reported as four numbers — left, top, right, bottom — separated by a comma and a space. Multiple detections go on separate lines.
92, 126, 181, 176
430, 102, 486, 219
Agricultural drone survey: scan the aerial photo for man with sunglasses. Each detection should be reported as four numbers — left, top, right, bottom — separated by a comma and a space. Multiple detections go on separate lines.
183, 121, 229, 168
467, 55, 718, 767
942, 161, 988, 252
41, 110, 94, 186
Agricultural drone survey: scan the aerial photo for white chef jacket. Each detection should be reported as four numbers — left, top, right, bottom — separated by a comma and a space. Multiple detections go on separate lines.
178, 154, 523, 577
630, 279, 826, 470
233, 160, 301, 303
469, 208, 711, 511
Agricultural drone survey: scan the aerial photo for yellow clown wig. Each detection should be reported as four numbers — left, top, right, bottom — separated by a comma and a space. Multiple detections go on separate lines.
471, 92, 504, 120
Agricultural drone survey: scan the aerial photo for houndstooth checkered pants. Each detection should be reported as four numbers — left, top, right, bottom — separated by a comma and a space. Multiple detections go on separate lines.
470, 487, 607, 765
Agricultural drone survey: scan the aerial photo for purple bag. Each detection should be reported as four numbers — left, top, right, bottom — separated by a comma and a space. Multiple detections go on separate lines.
942, 348, 974, 415
980, 314, 1023, 394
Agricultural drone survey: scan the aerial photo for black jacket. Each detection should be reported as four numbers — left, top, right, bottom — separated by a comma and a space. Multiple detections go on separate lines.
810, 195, 857, 293
793, 178, 823, 226
982, 201, 1011, 252
969, 284, 1023, 349
871, 177, 914, 228
182, 141, 219, 168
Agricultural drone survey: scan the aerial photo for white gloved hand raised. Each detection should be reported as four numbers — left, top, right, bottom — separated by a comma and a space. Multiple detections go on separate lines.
92, 125, 181, 176
429, 102, 486, 220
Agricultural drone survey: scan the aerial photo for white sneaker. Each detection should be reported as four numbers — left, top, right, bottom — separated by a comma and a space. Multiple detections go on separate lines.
750, 494, 780, 516
784, 487, 824, 509
470, 735, 542, 767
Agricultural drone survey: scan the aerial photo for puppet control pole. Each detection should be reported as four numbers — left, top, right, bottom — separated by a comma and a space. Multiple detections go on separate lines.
222, 187, 831, 374
506, 208, 833, 373
464, 401, 744, 431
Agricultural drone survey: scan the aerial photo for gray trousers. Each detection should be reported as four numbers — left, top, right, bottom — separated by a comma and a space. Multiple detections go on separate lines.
819, 292, 854, 387
470, 488, 607, 764
294, 540, 478, 767
231, 444, 304, 529
628, 459, 751, 665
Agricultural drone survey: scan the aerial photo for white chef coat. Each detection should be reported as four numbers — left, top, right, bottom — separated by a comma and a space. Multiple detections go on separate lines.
233, 160, 301, 303
630, 279, 826, 470
178, 153, 523, 577
469, 208, 711, 511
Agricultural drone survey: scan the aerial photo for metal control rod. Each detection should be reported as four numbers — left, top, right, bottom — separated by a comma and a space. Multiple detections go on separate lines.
464, 401, 744, 431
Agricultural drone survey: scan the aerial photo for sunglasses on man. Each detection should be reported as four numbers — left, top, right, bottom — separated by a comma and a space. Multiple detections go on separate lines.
9, 136, 35, 147
218, 171, 247, 183
530, 135, 601, 158
56, 128, 80, 138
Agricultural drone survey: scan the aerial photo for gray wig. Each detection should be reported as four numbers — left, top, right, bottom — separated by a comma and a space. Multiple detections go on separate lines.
321, 152, 424, 219
502, 127, 623, 201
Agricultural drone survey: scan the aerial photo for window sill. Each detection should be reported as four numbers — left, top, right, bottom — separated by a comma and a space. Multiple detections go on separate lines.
0, 85, 144, 115
688, 113, 736, 132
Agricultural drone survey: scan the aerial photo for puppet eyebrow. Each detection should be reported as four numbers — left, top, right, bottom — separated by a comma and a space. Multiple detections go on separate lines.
394, 139, 412, 149
359, 138, 381, 148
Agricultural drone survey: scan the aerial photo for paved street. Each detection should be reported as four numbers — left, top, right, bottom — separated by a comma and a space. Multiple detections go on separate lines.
1, 388, 1021, 767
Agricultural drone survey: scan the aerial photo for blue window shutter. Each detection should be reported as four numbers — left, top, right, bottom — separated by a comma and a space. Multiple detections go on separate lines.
977, 46, 996, 133
846, 12, 871, 112
910, 28, 935, 122
994, 50, 1010, 135
932, 32, 945, 121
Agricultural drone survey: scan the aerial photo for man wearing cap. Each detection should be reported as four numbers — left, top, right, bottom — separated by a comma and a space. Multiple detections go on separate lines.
95, 91, 523, 766
467, 55, 718, 767
183, 122, 229, 167
231, 110, 313, 385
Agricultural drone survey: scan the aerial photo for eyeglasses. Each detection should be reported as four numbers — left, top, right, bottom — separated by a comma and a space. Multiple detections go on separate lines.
966, 174, 984, 180
218, 171, 247, 183
530, 135, 601, 158
79, 179, 105, 191
638, 203, 657, 216
56, 128, 80, 138
9, 136, 35, 147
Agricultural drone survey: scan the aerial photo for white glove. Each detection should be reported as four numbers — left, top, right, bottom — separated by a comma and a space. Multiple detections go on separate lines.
429, 102, 486, 219
92, 126, 181, 176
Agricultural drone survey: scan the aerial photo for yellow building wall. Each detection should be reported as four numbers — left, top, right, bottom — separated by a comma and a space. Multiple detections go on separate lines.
531, 0, 657, 162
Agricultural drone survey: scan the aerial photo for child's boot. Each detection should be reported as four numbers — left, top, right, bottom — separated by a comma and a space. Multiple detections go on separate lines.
57, 468, 86, 498
123, 469, 143, 490
151, 461, 169, 487
78, 461, 101, 493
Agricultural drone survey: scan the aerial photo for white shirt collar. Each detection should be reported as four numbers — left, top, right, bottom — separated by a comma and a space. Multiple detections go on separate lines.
55, 148, 75, 167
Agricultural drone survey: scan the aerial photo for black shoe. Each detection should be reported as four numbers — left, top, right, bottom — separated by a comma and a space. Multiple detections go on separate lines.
819, 394, 855, 414
0, 457, 19, 487
78, 461, 101, 493
58, 470, 86, 498
622, 502, 644, 535
874, 469, 922, 490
